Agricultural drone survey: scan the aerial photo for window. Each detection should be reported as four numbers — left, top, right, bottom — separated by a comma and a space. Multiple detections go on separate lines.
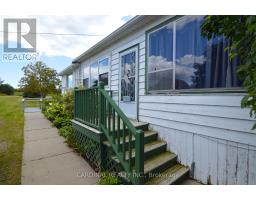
99, 73, 108, 86
83, 78, 89, 88
147, 22, 174, 91
90, 62, 98, 87
83, 66, 90, 88
147, 16, 242, 92
99, 58, 109, 86
67, 74, 72, 88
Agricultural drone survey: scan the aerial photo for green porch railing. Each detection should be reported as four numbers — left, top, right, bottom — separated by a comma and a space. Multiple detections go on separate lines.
74, 87, 99, 129
74, 85, 144, 184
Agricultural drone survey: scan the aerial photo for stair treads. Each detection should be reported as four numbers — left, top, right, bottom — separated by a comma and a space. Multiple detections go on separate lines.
144, 151, 177, 174
145, 164, 189, 185
103, 130, 158, 147
112, 140, 166, 161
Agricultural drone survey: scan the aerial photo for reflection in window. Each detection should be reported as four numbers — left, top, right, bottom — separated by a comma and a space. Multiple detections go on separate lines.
90, 62, 98, 87
83, 78, 89, 88
99, 73, 108, 86
99, 58, 109, 86
147, 16, 242, 92
148, 22, 174, 91
121, 51, 136, 101
175, 16, 242, 89
67, 74, 73, 88
148, 69, 173, 91
99, 58, 109, 74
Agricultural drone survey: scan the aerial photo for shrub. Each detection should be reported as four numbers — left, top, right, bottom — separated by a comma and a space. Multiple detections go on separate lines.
63, 90, 74, 119
42, 91, 74, 139
97, 172, 120, 185
53, 117, 71, 129
0, 84, 14, 95
59, 125, 73, 139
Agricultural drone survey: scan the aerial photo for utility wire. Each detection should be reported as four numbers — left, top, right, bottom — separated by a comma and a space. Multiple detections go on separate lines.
0, 30, 105, 36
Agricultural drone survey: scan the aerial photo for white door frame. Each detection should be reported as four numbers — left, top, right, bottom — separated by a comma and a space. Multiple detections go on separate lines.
118, 46, 139, 120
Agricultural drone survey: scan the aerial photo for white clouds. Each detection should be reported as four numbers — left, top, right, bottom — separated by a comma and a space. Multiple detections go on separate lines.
177, 54, 205, 65
148, 55, 173, 71
0, 15, 129, 58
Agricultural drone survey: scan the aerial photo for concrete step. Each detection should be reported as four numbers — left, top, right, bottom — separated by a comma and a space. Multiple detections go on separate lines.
112, 140, 167, 164
103, 130, 158, 148
145, 164, 190, 185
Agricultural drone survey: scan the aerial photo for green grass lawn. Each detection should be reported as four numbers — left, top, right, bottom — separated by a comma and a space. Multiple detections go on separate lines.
0, 96, 24, 184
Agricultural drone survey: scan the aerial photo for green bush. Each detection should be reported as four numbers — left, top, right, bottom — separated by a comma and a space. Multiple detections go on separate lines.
0, 84, 14, 95
63, 90, 74, 118
59, 125, 73, 139
97, 172, 120, 185
42, 92, 75, 140
53, 117, 71, 129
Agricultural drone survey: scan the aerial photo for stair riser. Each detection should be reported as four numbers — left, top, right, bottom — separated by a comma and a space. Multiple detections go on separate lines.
143, 144, 167, 161
144, 156, 177, 181
111, 143, 167, 166
135, 124, 149, 131
103, 133, 158, 149
170, 171, 189, 185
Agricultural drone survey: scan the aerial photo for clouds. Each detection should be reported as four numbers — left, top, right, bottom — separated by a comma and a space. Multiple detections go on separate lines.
148, 55, 174, 71
0, 15, 130, 58
148, 54, 206, 84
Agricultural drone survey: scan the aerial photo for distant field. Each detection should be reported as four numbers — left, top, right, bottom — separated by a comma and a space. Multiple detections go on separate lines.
0, 96, 24, 184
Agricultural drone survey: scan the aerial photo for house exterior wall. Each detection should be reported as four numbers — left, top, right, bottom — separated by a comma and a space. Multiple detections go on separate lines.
65, 15, 256, 184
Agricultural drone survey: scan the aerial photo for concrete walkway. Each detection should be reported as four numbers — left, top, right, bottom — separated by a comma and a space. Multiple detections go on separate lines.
22, 112, 99, 184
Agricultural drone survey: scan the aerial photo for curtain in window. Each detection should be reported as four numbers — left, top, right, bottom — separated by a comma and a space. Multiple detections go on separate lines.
175, 16, 242, 90
148, 22, 174, 91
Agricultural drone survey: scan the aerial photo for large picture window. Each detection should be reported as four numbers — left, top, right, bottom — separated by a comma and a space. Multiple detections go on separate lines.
147, 16, 242, 92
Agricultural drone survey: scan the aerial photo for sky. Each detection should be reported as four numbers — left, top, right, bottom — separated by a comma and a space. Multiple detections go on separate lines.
0, 15, 133, 87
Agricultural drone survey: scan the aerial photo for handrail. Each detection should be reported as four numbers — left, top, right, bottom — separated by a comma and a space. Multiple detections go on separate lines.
98, 84, 144, 184
74, 84, 144, 184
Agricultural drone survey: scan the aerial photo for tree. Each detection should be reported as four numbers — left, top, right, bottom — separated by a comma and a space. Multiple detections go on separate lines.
0, 77, 4, 85
201, 16, 256, 129
0, 84, 14, 95
19, 61, 61, 98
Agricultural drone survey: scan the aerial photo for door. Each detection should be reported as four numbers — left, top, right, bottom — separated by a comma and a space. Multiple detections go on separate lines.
119, 47, 138, 120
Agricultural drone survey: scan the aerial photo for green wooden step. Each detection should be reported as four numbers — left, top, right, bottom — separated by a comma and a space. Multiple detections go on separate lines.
112, 140, 167, 164
145, 164, 189, 185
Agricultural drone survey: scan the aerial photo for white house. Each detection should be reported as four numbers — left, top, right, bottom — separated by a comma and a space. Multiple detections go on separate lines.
59, 15, 256, 184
